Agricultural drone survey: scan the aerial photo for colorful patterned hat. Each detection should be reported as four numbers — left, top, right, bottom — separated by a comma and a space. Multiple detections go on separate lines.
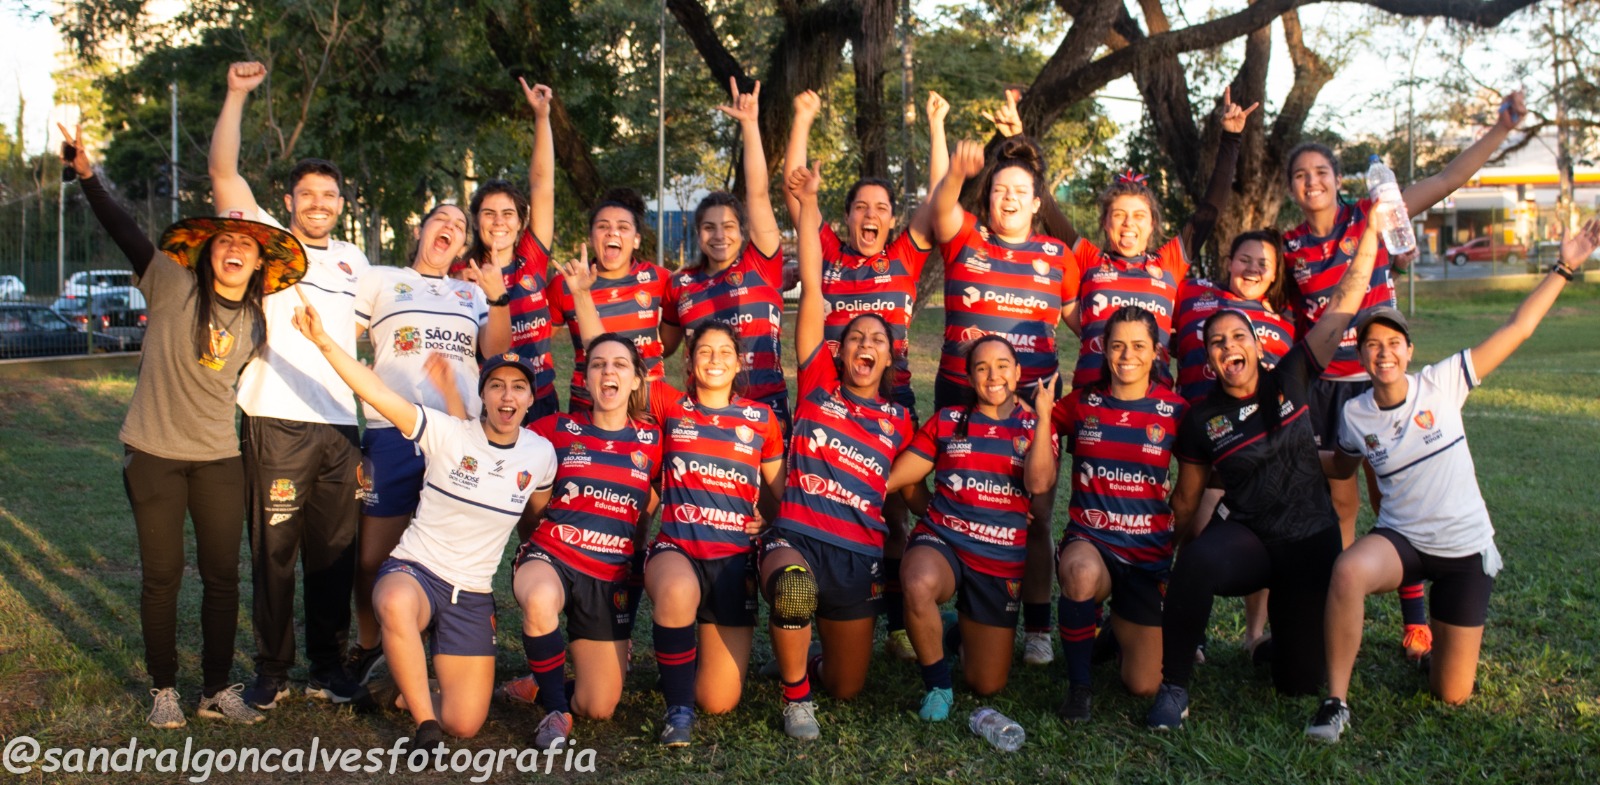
158, 217, 309, 294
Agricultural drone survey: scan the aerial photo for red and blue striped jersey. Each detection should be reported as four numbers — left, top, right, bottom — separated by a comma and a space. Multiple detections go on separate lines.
775, 343, 912, 556
1053, 386, 1186, 572
939, 212, 1072, 389
504, 230, 557, 409
1173, 280, 1296, 402
1284, 197, 1396, 381
664, 244, 788, 413
549, 259, 671, 409
819, 223, 929, 403
910, 403, 1055, 579
649, 379, 784, 560
1070, 237, 1188, 390
527, 411, 662, 582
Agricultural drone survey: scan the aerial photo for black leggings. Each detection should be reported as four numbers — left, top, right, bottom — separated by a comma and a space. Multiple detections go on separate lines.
1161, 521, 1340, 695
123, 448, 245, 692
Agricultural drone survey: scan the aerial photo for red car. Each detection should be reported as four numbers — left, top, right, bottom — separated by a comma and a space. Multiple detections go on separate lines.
1444, 236, 1527, 266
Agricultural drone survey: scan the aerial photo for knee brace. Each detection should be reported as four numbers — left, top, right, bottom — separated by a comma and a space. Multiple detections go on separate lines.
767, 565, 817, 630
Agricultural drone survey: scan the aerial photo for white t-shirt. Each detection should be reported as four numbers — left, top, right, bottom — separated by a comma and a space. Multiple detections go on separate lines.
232, 210, 371, 425
354, 266, 489, 428
389, 406, 556, 592
1338, 350, 1499, 567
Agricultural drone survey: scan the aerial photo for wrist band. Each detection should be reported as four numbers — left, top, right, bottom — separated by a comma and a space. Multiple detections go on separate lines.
1551, 263, 1574, 281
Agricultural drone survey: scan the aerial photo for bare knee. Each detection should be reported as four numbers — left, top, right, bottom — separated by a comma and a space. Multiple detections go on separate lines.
1435, 683, 1474, 705
574, 697, 618, 721
1122, 672, 1160, 697
1060, 559, 1100, 602
698, 695, 740, 715
966, 673, 1008, 697
440, 716, 484, 738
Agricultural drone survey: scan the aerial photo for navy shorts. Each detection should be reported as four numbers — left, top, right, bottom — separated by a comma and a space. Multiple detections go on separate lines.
515, 542, 634, 642
909, 526, 1020, 628
1308, 377, 1372, 451
1058, 534, 1167, 627
760, 528, 883, 622
359, 426, 425, 516
645, 538, 758, 627
1371, 528, 1494, 627
377, 558, 497, 657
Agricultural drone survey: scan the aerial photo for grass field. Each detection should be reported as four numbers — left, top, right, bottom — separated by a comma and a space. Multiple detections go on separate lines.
1, 286, 1597, 784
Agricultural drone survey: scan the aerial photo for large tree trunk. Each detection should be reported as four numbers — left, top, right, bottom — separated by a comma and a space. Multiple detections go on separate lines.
851, 0, 896, 180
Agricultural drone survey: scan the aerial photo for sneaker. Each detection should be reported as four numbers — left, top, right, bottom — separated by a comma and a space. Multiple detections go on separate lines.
407, 719, 444, 755
344, 644, 386, 686
146, 687, 187, 729
1401, 624, 1434, 662
659, 705, 695, 747
1023, 631, 1055, 665
1304, 697, 1351, 743
242, 673, 290, 710
532, 710, 572, 751
887, 629, 917, 662
919, 687, 954, 722
197, 683, 266, 724
1058, 683, 1092, 723
1146, 683, 1189, 731
307, 666, 362, 703
497, 674, 540, 706
782, 699, 820, 741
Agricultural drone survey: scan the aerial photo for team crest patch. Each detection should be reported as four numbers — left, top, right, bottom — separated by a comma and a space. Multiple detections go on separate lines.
1145, 261, 1163, 278
613, 589, 629, 611
872, 256, 890, 274
516, 470, 532, 491
268, 478, 296, 503
1004, 579, 1022, 599
394, 283, 412, 295
879, 418, 895, 436
726, 270, 744, 286
632, 451, 649, 470
1205, 415, 1233, 440
1339, 236, 1358, 257
634, 290, 652, 309
455, 289, 473, 300
1084, 415, 1100, 429
869, 581, 885, 600
1363, 433, 1380, 451
1031, 259, 1050, 277
338, 261, 353, 275
393, 326, 421, 355
570, 441, 587, 454
735, 425, 755, 443
460, 456, 479, 473
519, 274, 535, 291
502, 352, 520, 361
1146, 424, 1166, 443
1013, 436, 1030, 454
1414, 410, 1436, 430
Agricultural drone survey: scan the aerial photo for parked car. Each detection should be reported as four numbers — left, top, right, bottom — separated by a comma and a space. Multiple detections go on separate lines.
0, 275, 24, 301
1443, 236, 1527, 266
64, 268, 136, 296
0, 304, 126, 358
51, 289, 149, 348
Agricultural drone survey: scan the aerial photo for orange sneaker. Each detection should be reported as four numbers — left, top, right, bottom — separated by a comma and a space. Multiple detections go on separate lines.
1401, 624, 1433, 661
496, 674, 540, 706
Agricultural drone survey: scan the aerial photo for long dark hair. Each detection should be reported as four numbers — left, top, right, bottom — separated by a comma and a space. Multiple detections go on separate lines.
835, 312, 895, 401
955, 334, 1018, 438
688, 191, 747, 270
977, 137, 1046, 235
1224, 229, 1293, 314
684, 320, 747, 399
464, 180, 529, 265
584, 331, 651, 423
1202, 309, 1283, 434
190, 234, 267, 364
1094, 305, 1160, 392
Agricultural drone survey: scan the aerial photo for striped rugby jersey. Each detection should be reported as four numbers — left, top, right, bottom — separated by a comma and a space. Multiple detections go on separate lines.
1070, 237, 1188, 390
527, 411, 662, 582
504, 230, 558, 411
819, 223, 930, 404
1284, 197, 1397, 381
549, 259, 670, 409
665, 244, 788, 416
1172, 280, 1296, 402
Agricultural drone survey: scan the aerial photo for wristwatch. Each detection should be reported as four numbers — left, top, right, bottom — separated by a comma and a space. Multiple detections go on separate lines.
488, 292, 512, 307
1550, 263, 1574, 281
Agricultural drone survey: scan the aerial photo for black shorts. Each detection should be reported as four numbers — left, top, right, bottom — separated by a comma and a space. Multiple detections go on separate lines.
1307, 377, 1372, 451
515, 542, 634, 642
1371, 528, 1494, 627
377, 558, 497, 657
645, 539, 758, 627
1058, 535, 1166, 627
760, 529, 883, 622
909, 527, 1019, 628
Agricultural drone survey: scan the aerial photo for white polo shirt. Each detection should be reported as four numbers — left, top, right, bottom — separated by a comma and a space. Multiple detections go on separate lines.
354, 266, 490, 428
1338, 350, 1499, 569
389, 406, 556, 592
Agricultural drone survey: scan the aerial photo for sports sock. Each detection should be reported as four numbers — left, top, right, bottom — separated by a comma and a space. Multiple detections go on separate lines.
523, 631, 569, 714
653, 622, 698, 709
1398, 582, 1426, 627
1058, 597, 1099, 686
782, 675, 811, 704
1023, 601, 1052, 634
919, 657, 953, 691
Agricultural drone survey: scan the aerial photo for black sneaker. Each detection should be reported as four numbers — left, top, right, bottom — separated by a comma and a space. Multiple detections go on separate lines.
242, 673, 290, 710
1304, 697, 1350, 743
1057, 683, 1093, 723
344, 644, 385, 686
1146, 683, 1189, 731
307, 665, 362, 703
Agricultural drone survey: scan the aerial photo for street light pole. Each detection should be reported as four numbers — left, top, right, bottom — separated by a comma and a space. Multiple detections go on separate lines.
657, 0, 667, 266
1406, 19, 1430, 317
170, 81, 179, 223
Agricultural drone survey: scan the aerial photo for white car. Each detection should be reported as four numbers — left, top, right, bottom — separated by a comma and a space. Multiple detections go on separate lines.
64, 269, 136, 297
0, 275, 23, 301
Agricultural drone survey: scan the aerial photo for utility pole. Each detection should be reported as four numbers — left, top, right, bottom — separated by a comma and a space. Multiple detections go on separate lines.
1551, 3, 1575, 234
656, 0, 667, 266
170, 81, 179, 222
899, 0, 916, 198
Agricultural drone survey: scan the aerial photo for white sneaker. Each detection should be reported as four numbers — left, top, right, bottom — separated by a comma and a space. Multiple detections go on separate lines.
1023, 632, 1055, 665
146, 687, 186, 729
782, 700, 820, 741
197, 684, 265, 724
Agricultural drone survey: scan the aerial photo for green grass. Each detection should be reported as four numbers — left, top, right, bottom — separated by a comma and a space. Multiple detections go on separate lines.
1, 286, 1598, 783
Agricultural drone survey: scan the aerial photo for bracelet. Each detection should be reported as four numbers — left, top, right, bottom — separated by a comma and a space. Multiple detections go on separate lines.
1551, 263, 1574, 281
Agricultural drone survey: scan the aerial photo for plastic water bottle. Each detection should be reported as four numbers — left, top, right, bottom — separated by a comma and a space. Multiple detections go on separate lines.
1365, 155, 1417, 255
969, 707, 1024, 752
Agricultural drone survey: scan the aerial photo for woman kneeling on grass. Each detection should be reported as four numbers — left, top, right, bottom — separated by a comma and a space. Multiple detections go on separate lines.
292, 296, 556, 751
1305, 219, 1599, 743
65, 123, 306, 729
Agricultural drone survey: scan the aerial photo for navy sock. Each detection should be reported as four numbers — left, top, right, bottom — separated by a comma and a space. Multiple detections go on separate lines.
523, 631, 569, 713
919, 657, 953, 691
1398, 582, 1427, 627
1058, 597, 1099, 686
1024, 602, 1052, 634
653, 622, 697, 709
884, 558, 905, 632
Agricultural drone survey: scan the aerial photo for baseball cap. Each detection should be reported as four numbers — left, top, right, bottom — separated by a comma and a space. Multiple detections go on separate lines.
1354, 306, 1410, 342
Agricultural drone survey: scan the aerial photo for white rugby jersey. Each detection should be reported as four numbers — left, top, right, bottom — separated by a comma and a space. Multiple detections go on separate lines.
390, 406, 557, 592
232, 210, 372, 425
1338, 350, 1498, 568
355, 266, 489, 428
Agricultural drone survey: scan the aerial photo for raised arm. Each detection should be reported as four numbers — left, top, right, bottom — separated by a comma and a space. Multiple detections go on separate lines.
521, 79, 555, 248
292, 289, 420, 436
1304, 220, 1381, 368
59, 124, 156, 276
1403, 90, 1525, 217
718, 78, 782, 257
904, 91, 950, 248
781, 89, 821, 223
209, 62, 266, 217
556, 247, 607, 346
1024, 375, 1060, 496
932, 140, 985, 244
1468, 218, 1596, 378
1179, 87, 1255, 258
789, 163, 826, 363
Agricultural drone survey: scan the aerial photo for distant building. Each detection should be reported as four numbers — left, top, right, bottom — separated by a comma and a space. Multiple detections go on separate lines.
1418, 130, 1599, 256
